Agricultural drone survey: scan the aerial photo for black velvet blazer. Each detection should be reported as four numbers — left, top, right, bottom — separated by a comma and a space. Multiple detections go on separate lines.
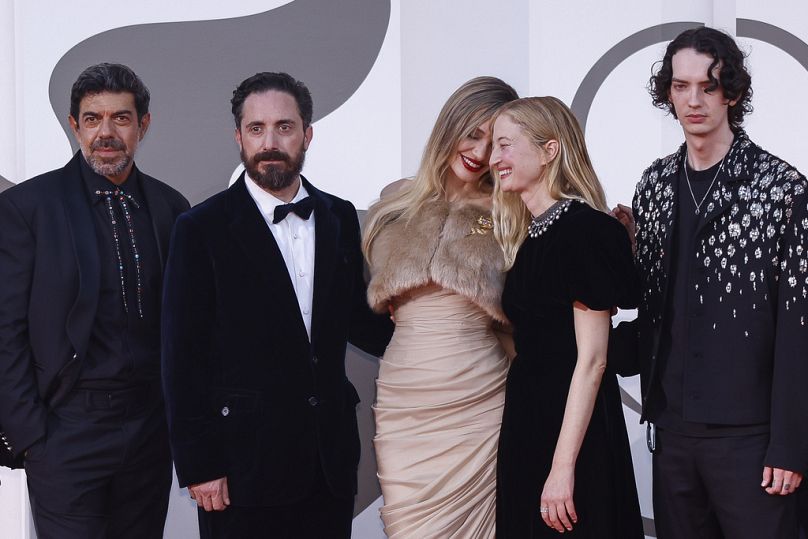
161, 174, 392, 506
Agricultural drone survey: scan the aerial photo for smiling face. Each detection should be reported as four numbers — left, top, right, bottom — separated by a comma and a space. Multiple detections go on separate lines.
445, 119, 493, 190
69, 91, 149, 184
490, 114, 547, 195
235, 89, 312, 195
669, 47, 736, 142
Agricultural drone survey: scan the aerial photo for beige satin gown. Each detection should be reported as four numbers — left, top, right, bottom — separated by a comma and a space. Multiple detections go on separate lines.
373, 284, 509, 538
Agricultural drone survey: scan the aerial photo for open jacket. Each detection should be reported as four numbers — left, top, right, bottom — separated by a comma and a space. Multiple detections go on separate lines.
611, 131, 808, 472
0, 152, 189, 459
161, 175, 393, 506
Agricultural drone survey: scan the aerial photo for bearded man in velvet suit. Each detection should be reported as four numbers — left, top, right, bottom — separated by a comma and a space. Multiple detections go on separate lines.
161, 72, 393, 539
0, 63, 189, 538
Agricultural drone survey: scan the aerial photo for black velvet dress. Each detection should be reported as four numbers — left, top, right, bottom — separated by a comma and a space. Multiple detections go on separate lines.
496, 201, 644, 538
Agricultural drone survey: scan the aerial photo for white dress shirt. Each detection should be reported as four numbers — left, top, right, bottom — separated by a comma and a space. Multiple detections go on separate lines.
245, 174, 315, 339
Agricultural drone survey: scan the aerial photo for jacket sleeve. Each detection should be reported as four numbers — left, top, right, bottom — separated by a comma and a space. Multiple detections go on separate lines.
343, 202, 393, 357
0, 194, 48, 456
766, 185, 808, 473
161, 212, 227, 486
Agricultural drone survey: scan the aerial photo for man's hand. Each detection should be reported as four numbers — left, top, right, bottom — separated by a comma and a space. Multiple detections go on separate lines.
610, 203, 637, 255
189, 477, 230, 511
762, 466, 803, 495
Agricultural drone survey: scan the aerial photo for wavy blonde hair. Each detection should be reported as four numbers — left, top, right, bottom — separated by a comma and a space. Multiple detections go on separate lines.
362, 76, 519, 263
492, 96, 607, 268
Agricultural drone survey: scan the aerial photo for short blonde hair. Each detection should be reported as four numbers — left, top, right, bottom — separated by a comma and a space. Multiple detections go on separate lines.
492, 96, 607, 268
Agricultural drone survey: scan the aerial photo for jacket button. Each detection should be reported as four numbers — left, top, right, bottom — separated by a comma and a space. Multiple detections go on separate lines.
311, 355, 318, 364
308, 396, 319, 407
221, 406, 230, 417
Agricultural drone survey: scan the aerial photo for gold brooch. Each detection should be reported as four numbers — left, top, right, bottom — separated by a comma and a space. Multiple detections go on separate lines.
468, 215, 494, 236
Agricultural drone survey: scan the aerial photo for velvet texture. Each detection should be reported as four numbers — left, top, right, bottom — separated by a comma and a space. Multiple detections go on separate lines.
161, 175, 392, 506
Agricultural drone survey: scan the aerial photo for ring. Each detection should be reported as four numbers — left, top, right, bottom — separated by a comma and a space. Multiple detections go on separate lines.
540, 507, 549, 513
784, 483, 791, 490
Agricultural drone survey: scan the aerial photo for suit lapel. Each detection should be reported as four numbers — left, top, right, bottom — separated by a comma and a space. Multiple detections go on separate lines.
61, 154, 100, 361
305, 178, 339, 346
139, 170, 173, 269
227, 174, 310, 344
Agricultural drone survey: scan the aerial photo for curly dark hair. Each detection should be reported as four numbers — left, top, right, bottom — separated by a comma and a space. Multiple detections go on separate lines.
649, 27, 752, 131
231, 72, 313, 130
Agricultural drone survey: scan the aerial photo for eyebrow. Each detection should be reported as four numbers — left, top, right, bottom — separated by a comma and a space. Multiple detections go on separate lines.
671, 77, 711, 84
496, 136, 512, 142
81, 110, 133, 117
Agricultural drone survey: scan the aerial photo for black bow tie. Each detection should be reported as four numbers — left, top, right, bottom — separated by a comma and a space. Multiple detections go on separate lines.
273, 196, 314, 224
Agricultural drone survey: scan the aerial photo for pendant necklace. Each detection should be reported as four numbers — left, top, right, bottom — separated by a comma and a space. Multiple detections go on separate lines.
683, 149, 725, 215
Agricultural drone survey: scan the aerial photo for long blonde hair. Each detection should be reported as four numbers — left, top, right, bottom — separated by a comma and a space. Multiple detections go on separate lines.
362, 76, 519, 263
492, 96, 607, 268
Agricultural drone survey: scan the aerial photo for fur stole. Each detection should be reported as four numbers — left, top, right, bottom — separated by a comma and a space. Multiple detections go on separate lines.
367, 199, 507, 322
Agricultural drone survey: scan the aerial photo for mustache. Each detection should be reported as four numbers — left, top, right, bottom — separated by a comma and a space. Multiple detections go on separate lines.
253, 150, 290, 164
91, 138, 126, 151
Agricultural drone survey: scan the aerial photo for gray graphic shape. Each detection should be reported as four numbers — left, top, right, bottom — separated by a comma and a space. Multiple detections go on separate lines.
0, 174, 12, 193
737, 18, 808, 69
49, 0, 390, 204
570, 22, 703, 130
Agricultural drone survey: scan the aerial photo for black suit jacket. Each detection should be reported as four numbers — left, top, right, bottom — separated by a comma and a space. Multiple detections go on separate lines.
0, 152, 189, 457
161, 175, 392, 506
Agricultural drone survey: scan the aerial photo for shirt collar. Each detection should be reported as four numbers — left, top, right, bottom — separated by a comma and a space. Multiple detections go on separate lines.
244, 173, 309, 222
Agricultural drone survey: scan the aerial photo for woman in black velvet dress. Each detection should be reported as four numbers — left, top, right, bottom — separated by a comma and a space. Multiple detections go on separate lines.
489, 97, 644, 538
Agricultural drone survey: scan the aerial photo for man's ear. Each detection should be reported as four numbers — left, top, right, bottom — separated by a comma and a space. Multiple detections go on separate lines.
234, 127, 243, 151
69, 115, 80, 138
138, 112, 151, 141
303, 125, 313, 150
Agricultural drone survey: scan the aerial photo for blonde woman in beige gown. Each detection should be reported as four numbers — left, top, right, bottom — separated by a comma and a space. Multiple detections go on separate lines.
361, 77, 520, 538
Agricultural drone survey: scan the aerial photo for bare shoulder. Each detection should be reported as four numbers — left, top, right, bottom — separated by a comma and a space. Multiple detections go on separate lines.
380, 178, 413, 199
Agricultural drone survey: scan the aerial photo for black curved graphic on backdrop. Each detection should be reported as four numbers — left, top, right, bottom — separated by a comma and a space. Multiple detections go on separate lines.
50, 0, 391, 205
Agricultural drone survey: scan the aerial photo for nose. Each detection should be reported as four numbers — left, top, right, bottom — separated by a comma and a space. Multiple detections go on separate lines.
98, 116, 115, 137
470, 139, 490, 161
687, 86, 703, 108
261, 131, 279, 151
489, 145, 501, 166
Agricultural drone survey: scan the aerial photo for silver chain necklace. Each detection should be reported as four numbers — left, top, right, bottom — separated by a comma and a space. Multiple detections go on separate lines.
683, 149, 725, 215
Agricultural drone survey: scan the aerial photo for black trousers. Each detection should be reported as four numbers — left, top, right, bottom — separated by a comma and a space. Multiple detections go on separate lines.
653, 428, 799, 539
24, 385, 172, 539
197, 464, 354, 539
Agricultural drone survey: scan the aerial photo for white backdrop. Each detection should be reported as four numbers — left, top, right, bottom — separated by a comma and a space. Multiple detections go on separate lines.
1, 1, 807, 538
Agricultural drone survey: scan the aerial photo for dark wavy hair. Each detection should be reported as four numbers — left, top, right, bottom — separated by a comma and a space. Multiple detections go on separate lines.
70, 63, 150, 124
649, 27, 752, 131
231, 72, 313, 130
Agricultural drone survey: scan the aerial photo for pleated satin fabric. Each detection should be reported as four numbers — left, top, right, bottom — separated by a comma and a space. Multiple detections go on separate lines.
373, 286, 509, 538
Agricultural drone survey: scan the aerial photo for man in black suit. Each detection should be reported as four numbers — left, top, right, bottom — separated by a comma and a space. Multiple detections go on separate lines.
0, 63, 189, 538
612, 27, 806, 538
161, 72, 393, 539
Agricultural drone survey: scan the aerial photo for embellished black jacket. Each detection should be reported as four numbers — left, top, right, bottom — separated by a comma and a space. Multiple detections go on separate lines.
611, 131, 808, 472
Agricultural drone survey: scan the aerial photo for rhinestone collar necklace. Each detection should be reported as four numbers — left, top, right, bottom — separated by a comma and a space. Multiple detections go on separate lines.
527, 198, 573, 238
683, 149, 725, 215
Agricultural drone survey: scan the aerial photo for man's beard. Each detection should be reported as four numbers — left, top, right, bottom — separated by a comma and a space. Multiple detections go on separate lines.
242, 147, 306, 191
86, 138, 131, 178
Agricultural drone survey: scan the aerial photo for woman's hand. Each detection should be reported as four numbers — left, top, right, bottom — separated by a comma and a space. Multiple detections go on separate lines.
540, 464, 577, 533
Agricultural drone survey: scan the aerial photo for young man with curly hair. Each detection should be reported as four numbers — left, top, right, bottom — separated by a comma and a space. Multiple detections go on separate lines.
613, 26, 807, 538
